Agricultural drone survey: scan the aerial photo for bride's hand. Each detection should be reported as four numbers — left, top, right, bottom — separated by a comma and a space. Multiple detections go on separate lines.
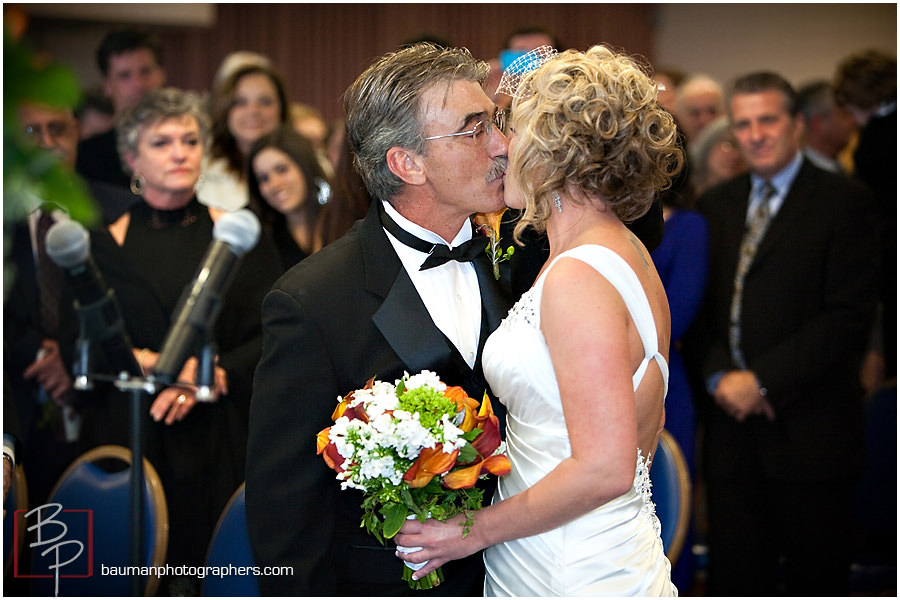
394, 513, 484, 581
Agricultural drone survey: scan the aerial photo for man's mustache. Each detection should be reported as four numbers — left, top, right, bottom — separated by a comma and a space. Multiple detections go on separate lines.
486, 156, 508, 183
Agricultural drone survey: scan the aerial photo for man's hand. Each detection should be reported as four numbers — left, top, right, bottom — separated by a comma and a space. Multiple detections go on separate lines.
23, 340, 74, 405
713, 370, 776, 422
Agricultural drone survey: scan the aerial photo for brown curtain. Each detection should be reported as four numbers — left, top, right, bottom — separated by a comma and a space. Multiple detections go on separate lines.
160, 3, 655, 122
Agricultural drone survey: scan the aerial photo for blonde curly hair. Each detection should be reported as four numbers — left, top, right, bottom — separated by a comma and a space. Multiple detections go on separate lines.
510, 45, 682, 242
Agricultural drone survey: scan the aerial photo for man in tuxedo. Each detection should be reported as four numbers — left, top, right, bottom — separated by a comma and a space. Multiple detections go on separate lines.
694, 71, 878, 595
245, 43, 511, 595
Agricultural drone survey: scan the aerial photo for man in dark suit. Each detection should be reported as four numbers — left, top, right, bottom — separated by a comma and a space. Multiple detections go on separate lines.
694, 72, 879, 595
245, 43, 512, 595
5, 100, 135, 507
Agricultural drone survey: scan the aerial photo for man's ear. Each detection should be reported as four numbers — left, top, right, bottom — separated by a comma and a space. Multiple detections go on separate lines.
386, 146, 426, 186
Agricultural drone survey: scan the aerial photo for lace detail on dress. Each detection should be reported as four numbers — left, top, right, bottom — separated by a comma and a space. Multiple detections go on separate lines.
500, 287, 539, 329
635, 449, 661, 537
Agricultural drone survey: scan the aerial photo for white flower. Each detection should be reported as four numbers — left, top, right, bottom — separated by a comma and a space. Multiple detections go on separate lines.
403, 370, 446, 392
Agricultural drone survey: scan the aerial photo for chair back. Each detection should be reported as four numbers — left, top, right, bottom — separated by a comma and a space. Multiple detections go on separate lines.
202, 482, 259, 596
649, 429, 691, 567
29, 445, 168, 596
4, 464, 28, 577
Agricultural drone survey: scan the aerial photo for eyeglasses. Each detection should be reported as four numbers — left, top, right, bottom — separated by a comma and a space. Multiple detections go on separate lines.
424, 109, 508, 143
24, 121, 72, 141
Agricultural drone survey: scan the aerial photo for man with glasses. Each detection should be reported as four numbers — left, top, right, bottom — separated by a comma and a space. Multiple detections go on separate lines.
246, 42, 510, 596
5, 101, 131, 508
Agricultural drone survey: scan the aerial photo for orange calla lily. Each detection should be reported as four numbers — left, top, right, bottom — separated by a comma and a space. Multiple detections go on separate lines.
341, 403, 369, 424
321, 441, 346, 473
442, 454, 511, 489
331, 397, 351, 421
444, 386, 480, 432
403, 445, 459, 488
316, 427, 332, 455
473, 209, 507, 239
471, 393, 502, 459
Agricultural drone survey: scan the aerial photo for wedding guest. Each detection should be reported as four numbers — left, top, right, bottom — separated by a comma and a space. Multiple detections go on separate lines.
61, 87, 281, 595
246, 42, 511, 596
796, 80, 857, 174
695, 71, 878, 596
689, 115, 747, 196
75, 87, 115, 140
396, 44, 681, 596
315, 131, 372, 248
76, 28, 166, 189
834, 49, 896, 384
247, 126, 332, 271
651, 155, 708, 592
675, 73, 725, 146
211, 50, 272, 91
198, 63, 290, 212
654, 66, 685, 115
290, 102, 333, 176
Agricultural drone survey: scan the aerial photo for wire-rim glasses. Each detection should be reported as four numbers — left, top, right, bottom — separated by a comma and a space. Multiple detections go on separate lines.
424, 108, 508, 143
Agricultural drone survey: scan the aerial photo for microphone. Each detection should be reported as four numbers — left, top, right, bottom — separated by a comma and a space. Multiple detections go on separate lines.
45, 220, 143, 382
151, 209, 260, 387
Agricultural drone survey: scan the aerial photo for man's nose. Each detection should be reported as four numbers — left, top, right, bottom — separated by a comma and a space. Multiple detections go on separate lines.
490, 126, 509, 156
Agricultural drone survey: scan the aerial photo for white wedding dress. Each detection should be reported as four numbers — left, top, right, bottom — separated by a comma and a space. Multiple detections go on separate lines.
482, 245, 677, 597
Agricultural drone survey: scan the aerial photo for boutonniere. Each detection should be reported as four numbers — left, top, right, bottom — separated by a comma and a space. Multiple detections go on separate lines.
473, 209, 514, 280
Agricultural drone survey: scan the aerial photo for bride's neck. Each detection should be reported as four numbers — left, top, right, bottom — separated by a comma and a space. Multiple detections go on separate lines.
545, 200, 622, 260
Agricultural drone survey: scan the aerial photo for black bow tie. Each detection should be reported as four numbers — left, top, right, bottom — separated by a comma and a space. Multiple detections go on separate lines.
377, 201, 487, 270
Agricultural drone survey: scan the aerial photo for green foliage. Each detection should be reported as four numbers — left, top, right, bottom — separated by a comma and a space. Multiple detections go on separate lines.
4, 26, 99, 299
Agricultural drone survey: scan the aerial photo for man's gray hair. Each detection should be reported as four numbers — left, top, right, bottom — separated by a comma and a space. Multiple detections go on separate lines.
343, 43, 489, 203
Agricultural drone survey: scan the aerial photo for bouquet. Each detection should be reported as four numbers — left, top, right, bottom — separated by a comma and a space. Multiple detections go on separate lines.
316, 370, 511, 589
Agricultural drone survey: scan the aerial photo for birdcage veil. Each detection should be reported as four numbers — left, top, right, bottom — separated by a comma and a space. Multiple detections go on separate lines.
495, 45, 559, 100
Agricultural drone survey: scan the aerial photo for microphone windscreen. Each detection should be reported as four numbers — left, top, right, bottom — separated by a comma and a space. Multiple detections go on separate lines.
45, 220, 90, 269
213, 209, 260, 256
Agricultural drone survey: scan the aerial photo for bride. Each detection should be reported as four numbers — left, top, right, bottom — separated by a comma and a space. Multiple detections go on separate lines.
394, 45, 683, 596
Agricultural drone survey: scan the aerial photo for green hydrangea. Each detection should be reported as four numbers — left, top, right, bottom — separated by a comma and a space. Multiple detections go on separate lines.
397, 385, 456, 431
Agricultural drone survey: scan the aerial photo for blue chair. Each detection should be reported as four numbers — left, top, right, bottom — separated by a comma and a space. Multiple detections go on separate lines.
650, 429, 691, 567
4, 463, 28, 577
202, 482, 259, 596
30, 445, 168, 596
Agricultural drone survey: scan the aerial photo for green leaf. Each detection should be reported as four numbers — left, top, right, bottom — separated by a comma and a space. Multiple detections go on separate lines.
457, 443, 479, 464
381, 502, 409, 539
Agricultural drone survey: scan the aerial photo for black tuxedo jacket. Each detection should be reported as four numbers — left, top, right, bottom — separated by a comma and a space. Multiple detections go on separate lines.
695, 159, 879, 482
246, 202, 512, 595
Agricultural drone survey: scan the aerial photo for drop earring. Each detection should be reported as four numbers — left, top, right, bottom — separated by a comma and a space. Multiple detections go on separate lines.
552, 191, 563, 213
130, 174, 145, 196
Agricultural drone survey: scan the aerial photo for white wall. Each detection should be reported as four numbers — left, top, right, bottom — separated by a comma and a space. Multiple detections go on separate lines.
653, 3, 897, 87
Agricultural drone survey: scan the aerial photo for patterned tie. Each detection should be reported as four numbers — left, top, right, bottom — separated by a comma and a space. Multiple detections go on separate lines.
35, 209, 65, 338
729, 182, 776, 369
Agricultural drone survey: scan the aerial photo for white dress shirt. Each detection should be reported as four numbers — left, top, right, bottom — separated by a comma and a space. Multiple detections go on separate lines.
381, 201, 482, 368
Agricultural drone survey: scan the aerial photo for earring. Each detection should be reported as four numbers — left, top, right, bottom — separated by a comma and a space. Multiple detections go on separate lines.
552, 190, 563, 213
315, 177, 332, 205
130, 174, 145, 196
194, 173, 205, 194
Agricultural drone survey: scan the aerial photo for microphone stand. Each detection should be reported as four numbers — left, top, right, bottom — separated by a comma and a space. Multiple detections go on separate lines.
73, 312, 154, 597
